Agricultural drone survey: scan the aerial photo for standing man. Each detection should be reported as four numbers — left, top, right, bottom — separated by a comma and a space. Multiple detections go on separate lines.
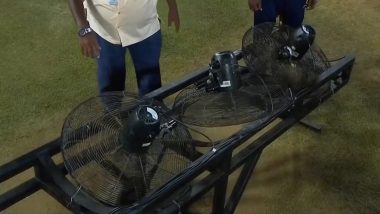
69, 0, 180, 96
248, 0, 319, 27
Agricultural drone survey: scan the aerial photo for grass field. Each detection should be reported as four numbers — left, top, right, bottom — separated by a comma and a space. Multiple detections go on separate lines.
0, 0, 379, 213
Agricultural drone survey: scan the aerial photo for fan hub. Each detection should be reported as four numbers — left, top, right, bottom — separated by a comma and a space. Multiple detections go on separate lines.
120, 105, 160, 153
278, 25, 316, 60
207, 51, 241, 92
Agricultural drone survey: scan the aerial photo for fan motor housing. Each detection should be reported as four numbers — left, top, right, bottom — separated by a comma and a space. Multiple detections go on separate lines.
208, 51, 241, 91
120, 105, 160, 153
279, 25, 316, 60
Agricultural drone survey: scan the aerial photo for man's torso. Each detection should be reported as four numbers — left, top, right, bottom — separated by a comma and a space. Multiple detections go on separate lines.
85, 0, 160, 46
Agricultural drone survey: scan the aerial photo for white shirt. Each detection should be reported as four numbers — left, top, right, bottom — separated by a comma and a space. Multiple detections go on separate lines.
84, 0, 160, 46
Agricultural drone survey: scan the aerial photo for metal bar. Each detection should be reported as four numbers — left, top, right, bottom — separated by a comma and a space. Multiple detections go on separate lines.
0, 162, 67, 211
143, 49, 243, 100
212, 176, 229, 213
156, 171, 225, 214
224, 150, 263, 214
0, 139, 61, 183
143, 66, 210, 100
37, 154, 114, 214
34, 158, 79, 213
294, 54, 355, 102
0, 178, 41, 211
212, 152, 232, 214
298, 119, 322, 133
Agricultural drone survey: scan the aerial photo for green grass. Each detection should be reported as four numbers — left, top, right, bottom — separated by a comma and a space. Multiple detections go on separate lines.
1, 0, 379, 213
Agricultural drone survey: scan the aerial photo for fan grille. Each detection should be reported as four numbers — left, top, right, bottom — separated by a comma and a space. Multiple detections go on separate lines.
242, 22, 330, 91
62, 92, 195, 206
173, 71, 288, 127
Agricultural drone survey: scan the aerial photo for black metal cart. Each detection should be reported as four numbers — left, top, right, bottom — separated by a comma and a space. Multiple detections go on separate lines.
0, 51, 355, 214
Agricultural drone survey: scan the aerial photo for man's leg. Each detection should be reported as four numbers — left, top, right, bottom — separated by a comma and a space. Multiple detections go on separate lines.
280, 0, 306, 28
128, 31, 162, 96
96, 35, 127, 93
254, 0, 278, 25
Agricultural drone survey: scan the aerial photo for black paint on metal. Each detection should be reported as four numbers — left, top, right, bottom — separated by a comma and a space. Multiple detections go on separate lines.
0, 53, 355, 214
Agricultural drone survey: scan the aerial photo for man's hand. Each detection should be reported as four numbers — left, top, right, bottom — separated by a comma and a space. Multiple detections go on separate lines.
248, 0, 262, 12
69, 0, 100, 58
306, 0, 319, 10
168, 7, 180, 31
79, 32, 101, 58
167, 0, 180, 32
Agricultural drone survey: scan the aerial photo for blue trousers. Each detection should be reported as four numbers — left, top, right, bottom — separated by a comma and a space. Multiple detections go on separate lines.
254, 0, 307, 28
96, 31, 162, 96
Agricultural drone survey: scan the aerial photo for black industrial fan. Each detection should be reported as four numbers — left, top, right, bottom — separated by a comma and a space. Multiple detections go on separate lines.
172, 22, 330, 127
172, 59, 287, 127
242, 22, 330, 91
61, 92, 196, 206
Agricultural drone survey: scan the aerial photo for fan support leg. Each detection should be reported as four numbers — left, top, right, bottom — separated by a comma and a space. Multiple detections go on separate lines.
299, 118, 322, 133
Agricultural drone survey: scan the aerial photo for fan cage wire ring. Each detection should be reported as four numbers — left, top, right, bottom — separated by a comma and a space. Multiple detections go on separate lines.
62, 93, 196, 206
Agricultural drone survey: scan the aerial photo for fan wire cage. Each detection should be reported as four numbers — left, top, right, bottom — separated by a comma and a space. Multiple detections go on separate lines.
61, 92, 196, 206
